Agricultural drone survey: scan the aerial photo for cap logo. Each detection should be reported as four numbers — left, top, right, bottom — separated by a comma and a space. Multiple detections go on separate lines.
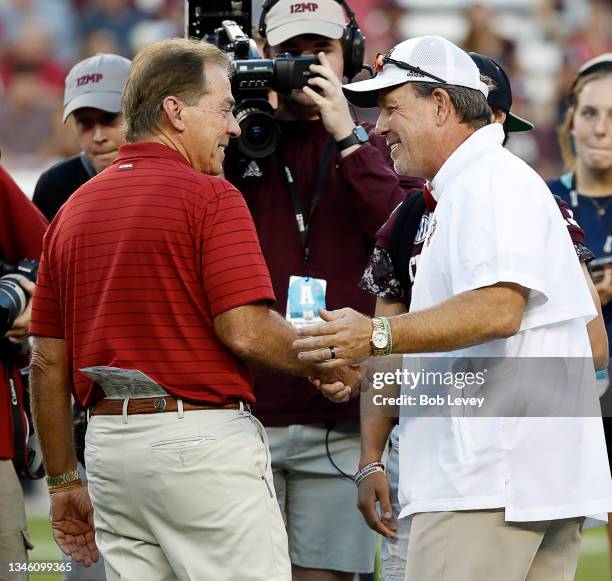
290, 2, 318, 13
405, 70, 424, 78
77, 73, 103, 87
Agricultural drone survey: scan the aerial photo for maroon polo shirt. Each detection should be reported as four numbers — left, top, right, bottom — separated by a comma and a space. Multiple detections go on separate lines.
30, 142, 275, 407
0, 166, 48, 459
225, 120, 423, 426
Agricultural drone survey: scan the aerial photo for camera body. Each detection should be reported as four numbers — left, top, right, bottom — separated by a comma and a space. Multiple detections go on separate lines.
186, 0, 319, 158
0, 258, 39, 336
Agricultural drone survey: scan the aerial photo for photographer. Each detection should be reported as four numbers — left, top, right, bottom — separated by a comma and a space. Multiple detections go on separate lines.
0, 165, 48, 581
223, 1, 422, 578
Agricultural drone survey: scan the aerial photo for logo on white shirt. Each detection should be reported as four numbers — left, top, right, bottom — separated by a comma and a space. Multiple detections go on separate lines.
425, 217, 437, 246
414, 213, 431, 244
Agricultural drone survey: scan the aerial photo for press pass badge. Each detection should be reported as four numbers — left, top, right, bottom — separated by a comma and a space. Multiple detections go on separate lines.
286, 275, 327, 329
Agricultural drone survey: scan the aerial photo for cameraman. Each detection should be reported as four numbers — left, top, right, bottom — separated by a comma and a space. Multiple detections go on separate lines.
224, 1, 422, 578
0, 165, 47, 581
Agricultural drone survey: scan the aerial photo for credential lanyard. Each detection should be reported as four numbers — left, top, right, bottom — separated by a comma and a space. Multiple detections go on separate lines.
282, 137, 335, 266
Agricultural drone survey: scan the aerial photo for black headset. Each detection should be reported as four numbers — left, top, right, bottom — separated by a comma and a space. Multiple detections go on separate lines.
258, 0, 365, 79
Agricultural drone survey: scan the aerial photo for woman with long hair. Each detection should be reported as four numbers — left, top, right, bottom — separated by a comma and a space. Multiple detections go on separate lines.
550, 54, 612, 314
549, 52, 612, 568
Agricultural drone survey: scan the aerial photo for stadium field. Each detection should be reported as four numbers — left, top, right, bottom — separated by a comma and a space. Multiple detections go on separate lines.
26, 516, 611, 581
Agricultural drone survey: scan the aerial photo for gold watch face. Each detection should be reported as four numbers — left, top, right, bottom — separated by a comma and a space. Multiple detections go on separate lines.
372, 331, 388, 349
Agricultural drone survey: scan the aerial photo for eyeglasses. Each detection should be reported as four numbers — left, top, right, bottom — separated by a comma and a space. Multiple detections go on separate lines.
374, 53, 447, 84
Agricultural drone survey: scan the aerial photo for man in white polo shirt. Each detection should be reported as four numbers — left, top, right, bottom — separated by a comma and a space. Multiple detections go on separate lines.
294, 35, 612, 580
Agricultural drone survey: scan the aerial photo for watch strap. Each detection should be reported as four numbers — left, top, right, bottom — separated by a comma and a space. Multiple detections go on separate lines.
379, 316, 393, 356
336, 126, 368, 152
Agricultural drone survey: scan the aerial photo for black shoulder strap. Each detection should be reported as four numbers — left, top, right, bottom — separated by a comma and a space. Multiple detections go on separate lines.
388, 190, 426, 300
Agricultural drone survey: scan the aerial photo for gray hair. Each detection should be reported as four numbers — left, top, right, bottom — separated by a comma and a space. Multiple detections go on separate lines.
411, 77, 493, 129
122, 38, 230, 143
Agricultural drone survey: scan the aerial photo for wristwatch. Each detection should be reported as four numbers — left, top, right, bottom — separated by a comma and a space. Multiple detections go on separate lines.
370, 317, 391, 356
336, 125, 369, 152
46, 469, 80, 488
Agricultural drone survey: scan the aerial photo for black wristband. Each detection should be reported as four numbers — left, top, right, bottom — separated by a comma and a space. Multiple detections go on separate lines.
336, 125, 369, 152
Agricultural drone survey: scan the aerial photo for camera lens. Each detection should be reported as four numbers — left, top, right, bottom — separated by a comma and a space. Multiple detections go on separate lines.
0, 274, 28, 336
234, 100, 279, 159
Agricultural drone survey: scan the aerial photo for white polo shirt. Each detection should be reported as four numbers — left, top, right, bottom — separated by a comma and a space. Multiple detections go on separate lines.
398, 123, 612, 522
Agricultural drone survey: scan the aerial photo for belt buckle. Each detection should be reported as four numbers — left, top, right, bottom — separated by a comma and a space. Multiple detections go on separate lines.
153, 398, 167, 411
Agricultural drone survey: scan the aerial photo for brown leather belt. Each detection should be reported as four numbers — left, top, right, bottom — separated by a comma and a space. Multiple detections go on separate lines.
91, 396, 244, 416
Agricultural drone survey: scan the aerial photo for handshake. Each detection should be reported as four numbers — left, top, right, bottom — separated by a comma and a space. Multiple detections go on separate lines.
297, 307, 378, 403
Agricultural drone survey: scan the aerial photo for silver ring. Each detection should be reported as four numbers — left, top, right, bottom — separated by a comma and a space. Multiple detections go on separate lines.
329, 346, 337, 360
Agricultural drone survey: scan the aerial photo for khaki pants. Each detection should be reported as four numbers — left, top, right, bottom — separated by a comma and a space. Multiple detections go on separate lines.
85, 406, 290, 581
404, 509, 584, 581
0, 460, 33, 581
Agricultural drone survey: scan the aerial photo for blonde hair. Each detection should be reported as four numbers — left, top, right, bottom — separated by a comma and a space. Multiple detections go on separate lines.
122, 38, 230, 143
559, 69, 612, 172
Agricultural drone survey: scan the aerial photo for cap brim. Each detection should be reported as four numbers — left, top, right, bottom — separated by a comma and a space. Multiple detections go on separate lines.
63, 92, 122, 123
342, 75, 409, 108
266, 21, 343, 46
504, 112, 534, 133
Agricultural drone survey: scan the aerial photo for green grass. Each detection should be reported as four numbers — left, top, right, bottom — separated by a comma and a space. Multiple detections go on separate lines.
576, 527, 610, 581
26, 516, 612, 580
27, 517, 62, 581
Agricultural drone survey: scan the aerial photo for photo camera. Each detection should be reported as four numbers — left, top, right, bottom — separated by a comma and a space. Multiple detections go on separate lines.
186, 0, 320, 158
0, 258, 38, 337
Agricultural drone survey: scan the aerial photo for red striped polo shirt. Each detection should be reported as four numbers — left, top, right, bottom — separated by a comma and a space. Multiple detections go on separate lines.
30, 142, 275, 407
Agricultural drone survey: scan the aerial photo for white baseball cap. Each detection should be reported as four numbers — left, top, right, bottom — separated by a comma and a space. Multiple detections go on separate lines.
264, 0, 346, 46
63, 53, 131, 122
343, 35, 489, 108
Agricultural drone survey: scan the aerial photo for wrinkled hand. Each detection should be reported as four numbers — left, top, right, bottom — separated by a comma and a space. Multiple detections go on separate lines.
595, 266, 612, 306
4, 279, 35, 341
50, 485, 99, 566
356, 471, 397, 538
294, 308, 372, 368
310, 364, 363, 403
302, 52, 356, 141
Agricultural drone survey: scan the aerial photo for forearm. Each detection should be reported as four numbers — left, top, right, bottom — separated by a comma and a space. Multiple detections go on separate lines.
215, 304, 321, 378
583, 264, 609, 370
389, 284, 527, 354
358, 299, 404, 464
30, 337, 77, 477
376, 297, 407, 318
360, 404, 394, 465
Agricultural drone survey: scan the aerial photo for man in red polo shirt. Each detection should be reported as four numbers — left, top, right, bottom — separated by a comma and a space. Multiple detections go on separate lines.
29, 38, 353, 581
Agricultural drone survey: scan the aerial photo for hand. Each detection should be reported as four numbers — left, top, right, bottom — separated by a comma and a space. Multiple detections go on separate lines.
310, 364, 363, 403
356, 470, 397, 538
595, 266, 612, 306
293, 308, 372, 368
50, 485, 99, 566
302, 52, 356, 141
4, 279, 35, 341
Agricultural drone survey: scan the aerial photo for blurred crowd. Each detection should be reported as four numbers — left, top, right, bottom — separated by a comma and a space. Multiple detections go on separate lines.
0, 0, 610, 188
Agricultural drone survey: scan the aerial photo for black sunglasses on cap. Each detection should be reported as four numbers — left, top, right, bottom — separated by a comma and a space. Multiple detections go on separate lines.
374, 52, 447, 84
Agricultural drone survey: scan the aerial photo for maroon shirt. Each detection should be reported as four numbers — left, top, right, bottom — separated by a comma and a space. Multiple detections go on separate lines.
31, 143, 275, 407
361, 189, 595, 307
0, 166, 48, 459
225, 120, 423, 426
